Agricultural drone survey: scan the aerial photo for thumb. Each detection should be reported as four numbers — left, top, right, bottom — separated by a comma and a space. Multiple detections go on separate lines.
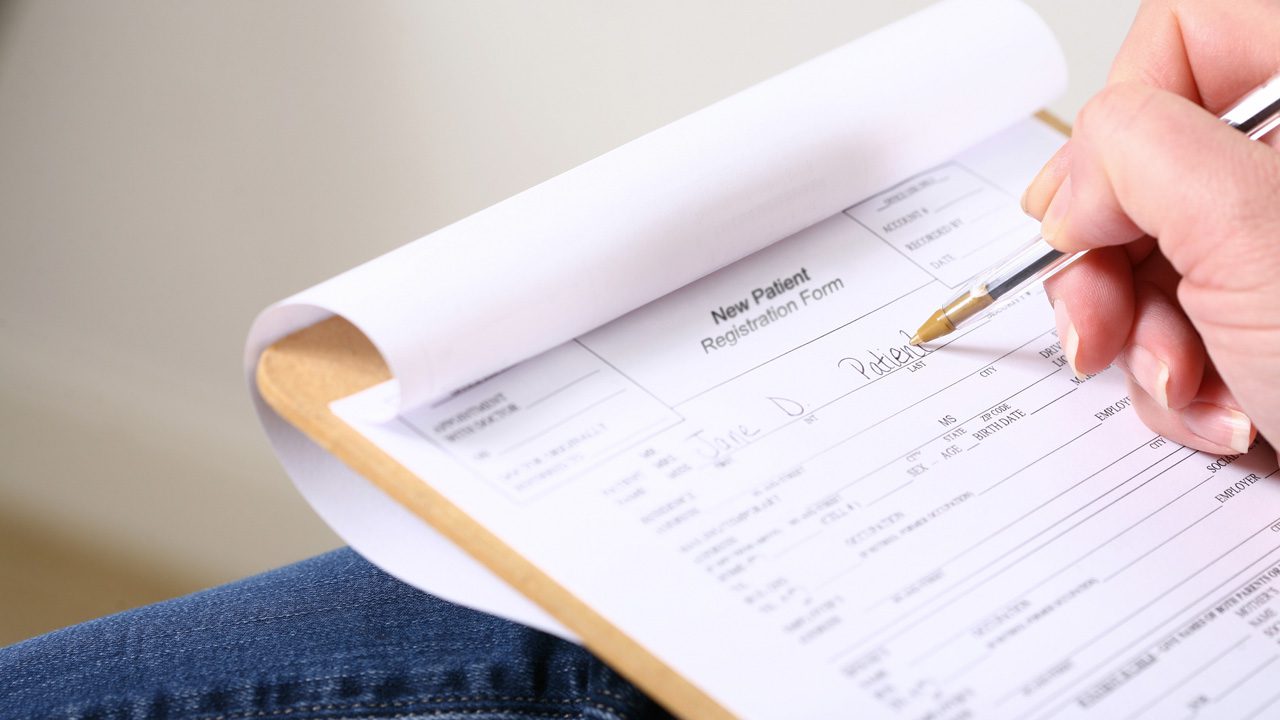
1041, 81, 1280, 291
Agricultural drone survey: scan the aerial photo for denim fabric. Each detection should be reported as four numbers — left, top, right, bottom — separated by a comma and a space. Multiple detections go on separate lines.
0, 549, 674, 720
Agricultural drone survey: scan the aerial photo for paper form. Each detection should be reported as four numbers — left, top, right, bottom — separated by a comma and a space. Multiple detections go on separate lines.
247, 0, 1064, 416
333, 118, 1280, 719
245, 0, 1069, 641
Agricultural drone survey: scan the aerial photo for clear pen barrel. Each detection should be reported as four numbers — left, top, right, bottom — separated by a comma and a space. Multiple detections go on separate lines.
970, 235, 1078, 301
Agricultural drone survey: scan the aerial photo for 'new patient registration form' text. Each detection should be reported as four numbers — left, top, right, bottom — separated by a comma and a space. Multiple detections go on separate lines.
334, 119, 1280, 719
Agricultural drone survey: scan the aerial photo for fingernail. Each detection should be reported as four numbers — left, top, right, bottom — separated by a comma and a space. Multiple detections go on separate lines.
1020, 184, 1032, 215
1183, 403, 1253, 454
1121, 345, 1170, 409
1041, 177, 1072, 243
1053, 299, 1084, 380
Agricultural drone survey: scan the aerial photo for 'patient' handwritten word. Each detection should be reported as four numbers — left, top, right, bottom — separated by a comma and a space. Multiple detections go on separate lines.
837, 331, 932, 380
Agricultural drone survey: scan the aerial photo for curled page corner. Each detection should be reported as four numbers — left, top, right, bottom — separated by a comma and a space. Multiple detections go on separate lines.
245, 0, 1067, 636
245, 299, 575, 637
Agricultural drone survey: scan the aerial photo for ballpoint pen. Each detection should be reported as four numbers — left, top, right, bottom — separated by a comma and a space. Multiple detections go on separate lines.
907, 72, 1280, 346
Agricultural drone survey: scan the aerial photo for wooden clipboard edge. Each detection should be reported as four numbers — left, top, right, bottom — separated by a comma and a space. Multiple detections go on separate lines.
255, 111, 1070, 720
256, 315, 732, 720
1035, 109, 1072, 137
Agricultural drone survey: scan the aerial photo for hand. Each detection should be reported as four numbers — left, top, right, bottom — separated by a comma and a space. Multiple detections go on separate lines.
1022, 0, 1280, 461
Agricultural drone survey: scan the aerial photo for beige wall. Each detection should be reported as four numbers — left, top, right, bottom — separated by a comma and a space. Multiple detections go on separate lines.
0, 0, 1138, 645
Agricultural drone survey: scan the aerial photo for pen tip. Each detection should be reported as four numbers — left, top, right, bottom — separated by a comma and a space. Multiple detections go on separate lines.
909, 309, 955, 346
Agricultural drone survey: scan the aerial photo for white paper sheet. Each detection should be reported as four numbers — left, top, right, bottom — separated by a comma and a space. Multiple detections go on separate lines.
244, 0, 1067, 636
249, 0, 1064, 415
333, 119, 1280, 718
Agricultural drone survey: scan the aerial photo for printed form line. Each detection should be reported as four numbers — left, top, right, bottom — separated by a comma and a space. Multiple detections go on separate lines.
1021, 520, 1280, 720
1123, 635, 1249, 720
673, 280, 935, 406
912, 449, 1211, 666
828, 437, 1181, 664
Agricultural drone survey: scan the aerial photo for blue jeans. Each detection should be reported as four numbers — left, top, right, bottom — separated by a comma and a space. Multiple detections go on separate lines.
0, 549, 673, 720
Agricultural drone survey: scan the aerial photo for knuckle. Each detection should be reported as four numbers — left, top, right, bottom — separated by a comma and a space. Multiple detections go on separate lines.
1219, 153, 1280, 274
1212, 142, 1280, 223
1076, 83, 1156, 139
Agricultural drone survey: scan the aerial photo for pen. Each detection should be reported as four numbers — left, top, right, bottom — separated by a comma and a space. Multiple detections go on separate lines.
908, 73, 1280, 346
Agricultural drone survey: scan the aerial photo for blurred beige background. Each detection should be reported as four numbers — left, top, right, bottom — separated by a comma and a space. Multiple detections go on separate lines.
0, 0, 1139, 645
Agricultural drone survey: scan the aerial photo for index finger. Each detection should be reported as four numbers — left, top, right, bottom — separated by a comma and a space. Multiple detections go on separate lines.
1108, 0, 1280, 113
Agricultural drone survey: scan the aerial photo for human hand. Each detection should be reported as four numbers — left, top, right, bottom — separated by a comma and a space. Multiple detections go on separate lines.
1022, 0, 1280, 461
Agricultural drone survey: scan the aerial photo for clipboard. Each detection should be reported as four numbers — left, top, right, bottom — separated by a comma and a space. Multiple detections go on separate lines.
256, 111, 1070, 720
